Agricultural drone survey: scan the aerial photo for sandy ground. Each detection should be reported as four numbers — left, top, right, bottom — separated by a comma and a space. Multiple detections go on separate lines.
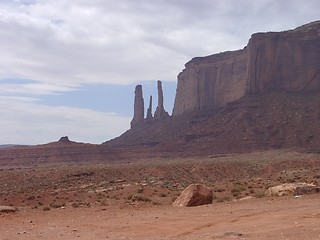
1, 194, 320, 240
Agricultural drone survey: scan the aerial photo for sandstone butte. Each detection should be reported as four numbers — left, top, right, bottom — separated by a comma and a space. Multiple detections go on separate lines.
1, 21, 320, 165
173, 20, 320, 116
108, 20, 320, 154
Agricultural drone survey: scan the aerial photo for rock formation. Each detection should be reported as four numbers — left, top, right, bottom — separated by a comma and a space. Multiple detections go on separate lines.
146, 95, 153, 122
130, 85, 144, 128
0, 206, 17, 213
265, 183, 319, 197
58, 136, 71, 143
130, 81, 169, 128
173, 20, 320, 116
154, 80, 169, 120
173, 184, 213, 207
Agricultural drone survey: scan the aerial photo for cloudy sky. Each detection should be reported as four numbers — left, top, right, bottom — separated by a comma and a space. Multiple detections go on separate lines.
0, 0, 319, 145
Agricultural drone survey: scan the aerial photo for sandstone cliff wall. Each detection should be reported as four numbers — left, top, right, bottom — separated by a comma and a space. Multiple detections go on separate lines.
173, 21, 320, 116
247, 28, 320, 93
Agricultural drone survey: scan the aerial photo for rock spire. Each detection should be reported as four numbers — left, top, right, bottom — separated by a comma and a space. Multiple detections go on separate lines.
130, 85, 144, 129
154, 80, 169, 120
130, 80, 170, 129
146, 95, 153, 122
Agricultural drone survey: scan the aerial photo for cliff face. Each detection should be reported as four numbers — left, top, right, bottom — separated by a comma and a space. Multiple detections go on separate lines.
247, 26, 320, 93
173, 21, 320, 116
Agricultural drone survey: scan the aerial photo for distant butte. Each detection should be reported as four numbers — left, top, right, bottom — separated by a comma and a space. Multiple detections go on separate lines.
1, 21, 320, 166
109, 20, 320, 153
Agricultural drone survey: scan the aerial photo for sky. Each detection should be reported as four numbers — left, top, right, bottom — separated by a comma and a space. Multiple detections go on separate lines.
0, 0, 319, 145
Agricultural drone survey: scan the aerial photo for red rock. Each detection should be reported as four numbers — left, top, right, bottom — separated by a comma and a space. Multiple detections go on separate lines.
130, 85, 145, 128
154, 80, 169, 120
173, 21, 320, 116
173, 184, 213, 207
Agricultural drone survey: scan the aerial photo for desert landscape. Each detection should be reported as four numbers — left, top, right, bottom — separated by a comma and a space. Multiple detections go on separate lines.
1, 21, 320, 239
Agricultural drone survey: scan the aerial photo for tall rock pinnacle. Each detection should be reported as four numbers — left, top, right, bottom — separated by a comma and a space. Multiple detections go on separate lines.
130, 85, 144, 129
146, 95, 153, 122
154, 80, 169, 120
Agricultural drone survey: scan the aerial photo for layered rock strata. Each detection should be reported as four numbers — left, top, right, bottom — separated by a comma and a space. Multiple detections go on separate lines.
173, 20, 320, 116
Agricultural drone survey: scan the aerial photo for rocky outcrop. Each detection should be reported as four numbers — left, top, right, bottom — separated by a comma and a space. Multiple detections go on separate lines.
0, 206, 17, 213
58, 136, 71, 143
130, 81, 169, 128
265, 183, 319, 197
173, 20, 320, 116
130, 85, 144, 128
154, 80, 169, 120
173, 184, 213, 207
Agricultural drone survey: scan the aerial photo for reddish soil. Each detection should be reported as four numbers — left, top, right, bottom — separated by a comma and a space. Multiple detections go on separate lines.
1, 194, 320, 239
1, 150, 320, 239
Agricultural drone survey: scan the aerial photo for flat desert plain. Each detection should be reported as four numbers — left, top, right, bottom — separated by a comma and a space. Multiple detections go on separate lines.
1, 150, 320, 239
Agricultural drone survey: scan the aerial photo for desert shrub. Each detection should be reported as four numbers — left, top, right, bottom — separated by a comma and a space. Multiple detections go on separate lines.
71, 202, 80, 208
314, 174, 320, 179
43, 206, 50, 211
254, 191, 266, 198
50, 202, 65, 208
231, 188, 242, 197
214, 188, 226, 192
26, 195, 36, 201
137, 188, 144, 194
216, 196, 231, 203
130, 194, 151, 202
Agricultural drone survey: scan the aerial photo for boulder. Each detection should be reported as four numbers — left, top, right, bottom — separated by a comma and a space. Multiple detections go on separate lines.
173, 184, 213, 207
265, 183, 319, 197
0, 206, 17, 213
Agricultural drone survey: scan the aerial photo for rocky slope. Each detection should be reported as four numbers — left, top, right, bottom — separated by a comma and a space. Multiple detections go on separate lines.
108, 91, 320, 154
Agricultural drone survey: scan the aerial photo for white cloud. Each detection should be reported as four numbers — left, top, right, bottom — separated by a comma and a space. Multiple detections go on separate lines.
1, 0, 318, 88
0, 96, 130, 144
0, 0, 319, 144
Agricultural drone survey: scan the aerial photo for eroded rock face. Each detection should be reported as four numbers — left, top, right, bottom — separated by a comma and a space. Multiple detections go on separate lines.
247, 23, 320, 93
173, 21, 320, 116
173, 184, 213, 207
173, 49, 248, 116
130, 85, 144, 128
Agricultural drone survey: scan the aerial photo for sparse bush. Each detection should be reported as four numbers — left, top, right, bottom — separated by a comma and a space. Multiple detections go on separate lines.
214, 188, 226, 192
254, 191, 266, 198
26, 195, 36, 201
71, 202, 80, 208
314, 174, 320, 179
130, 194, 151, 202
217, 196, 231, 203
137, 188, 144, 194
43, 206, 50, 211
50, 202, 65, 208
231, 188, 241, 197
159, 193, 167, 197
